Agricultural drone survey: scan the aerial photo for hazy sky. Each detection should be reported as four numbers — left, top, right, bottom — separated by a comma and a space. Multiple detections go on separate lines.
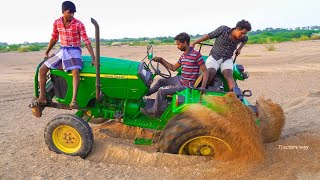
0, 0, 319, 44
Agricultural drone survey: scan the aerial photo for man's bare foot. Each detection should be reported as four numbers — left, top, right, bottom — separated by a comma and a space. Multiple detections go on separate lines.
70, 101, 79, 109
36, 96, 47, 105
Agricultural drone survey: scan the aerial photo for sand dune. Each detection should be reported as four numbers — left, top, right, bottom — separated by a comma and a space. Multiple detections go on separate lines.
283, 91, 320, 112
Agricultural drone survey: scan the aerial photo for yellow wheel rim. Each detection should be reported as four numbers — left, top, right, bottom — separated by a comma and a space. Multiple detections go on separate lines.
52, 125, 82, 154
178, 136, 232, 156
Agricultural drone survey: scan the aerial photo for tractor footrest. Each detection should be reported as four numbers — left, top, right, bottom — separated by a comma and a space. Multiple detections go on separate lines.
134, 138, 153, 145
46, 102, 74, 110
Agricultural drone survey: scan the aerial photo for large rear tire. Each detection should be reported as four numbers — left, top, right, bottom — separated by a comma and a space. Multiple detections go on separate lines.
159, 113, 232, 158
159, 93, 266, 161
44, 114, 94, 158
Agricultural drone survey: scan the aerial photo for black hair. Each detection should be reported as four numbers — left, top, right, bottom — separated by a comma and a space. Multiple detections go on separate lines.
62, 1, 76, 13
174, 32, 190, 45
236, 20, 252, 31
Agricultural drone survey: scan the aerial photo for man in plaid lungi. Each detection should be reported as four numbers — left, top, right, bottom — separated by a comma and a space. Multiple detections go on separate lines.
37, 1, 96, 109
191, 20, 251, 91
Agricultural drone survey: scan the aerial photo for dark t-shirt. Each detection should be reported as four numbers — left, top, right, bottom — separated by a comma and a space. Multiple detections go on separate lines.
208, 25, 248, 60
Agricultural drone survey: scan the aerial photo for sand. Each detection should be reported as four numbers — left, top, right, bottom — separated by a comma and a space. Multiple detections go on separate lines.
0, 40, 319, 179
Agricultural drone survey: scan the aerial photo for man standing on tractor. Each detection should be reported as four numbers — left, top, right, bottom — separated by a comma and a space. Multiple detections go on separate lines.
37, 1, 95, 109
142, 32, 208, 116
190, 20, 251, 91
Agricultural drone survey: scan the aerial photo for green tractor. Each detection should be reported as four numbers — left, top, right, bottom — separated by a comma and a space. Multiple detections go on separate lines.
30, 19, 284, 159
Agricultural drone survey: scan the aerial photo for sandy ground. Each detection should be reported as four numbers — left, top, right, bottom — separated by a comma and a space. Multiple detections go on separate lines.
0, 41, 319, 179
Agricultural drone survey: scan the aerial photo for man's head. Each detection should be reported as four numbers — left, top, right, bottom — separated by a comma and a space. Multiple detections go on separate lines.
62, 1, 76, 21
233, 20, 251, 40
174, 32, 190, 51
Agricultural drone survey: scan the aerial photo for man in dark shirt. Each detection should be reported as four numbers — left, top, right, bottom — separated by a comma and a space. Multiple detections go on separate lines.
142, 32, 208, 117
191, 20, 251, 91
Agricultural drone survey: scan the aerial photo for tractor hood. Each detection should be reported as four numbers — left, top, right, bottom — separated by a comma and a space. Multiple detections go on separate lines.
81, 55, 140, 77
77, 55, 149, 100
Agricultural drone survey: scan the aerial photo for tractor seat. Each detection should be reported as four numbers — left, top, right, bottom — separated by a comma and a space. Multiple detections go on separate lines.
164, 73, 203, 99
193, 72, 204, 88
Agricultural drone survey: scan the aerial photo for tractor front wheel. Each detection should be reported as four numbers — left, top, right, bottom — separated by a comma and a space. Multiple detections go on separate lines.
44, 114, 94, 158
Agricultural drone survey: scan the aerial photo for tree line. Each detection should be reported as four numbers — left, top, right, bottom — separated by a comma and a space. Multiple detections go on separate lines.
1, 26, 319, 52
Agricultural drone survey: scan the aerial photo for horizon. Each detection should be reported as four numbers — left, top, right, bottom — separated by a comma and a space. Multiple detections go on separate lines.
1, 0, 319, 44
1, 25, 319, 45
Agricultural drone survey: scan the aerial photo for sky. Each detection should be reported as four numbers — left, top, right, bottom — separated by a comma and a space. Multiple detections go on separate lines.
0, 0, 319, 44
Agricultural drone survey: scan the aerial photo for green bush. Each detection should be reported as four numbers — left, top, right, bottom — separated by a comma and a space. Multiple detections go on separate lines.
16, 45, 43, 52
160, 38, 174, 44
8, 45, 19, 51
264, 37, 276, 51
298, 35, 310, 41
0, 46, 10, 53
149, 40, 162, 45
310, 33, 320, 40
18, 46, 29, 52
100, 42, 112, 46
129, 41, 149, 46
28, 45, 42, 51
265, 44, 276, 51
247, 29, 319, 44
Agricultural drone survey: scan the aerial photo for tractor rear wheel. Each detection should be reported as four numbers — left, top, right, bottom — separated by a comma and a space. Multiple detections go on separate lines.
158, 113, 232, 158
44, 114, 94, 158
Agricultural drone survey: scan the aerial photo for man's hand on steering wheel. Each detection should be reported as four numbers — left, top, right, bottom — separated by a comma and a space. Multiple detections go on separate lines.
149, 56, 171, 79
152, 56, 163, 63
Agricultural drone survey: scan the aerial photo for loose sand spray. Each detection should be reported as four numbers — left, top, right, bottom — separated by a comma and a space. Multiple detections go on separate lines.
184, 93, 265, 161
257, 97, 285, 143
88, 93, 285, 164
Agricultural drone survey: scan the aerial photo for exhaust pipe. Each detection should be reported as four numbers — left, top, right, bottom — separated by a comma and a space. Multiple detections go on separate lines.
91, 18, 101, 102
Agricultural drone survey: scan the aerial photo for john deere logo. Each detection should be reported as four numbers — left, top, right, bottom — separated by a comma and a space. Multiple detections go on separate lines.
104, 75, 125, 79
74, 73, 138, 79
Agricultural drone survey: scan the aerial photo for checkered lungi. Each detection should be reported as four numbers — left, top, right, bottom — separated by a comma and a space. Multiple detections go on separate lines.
44, 46, 83, 71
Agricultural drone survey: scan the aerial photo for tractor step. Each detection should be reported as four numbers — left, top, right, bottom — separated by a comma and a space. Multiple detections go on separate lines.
29, 98, 45, 117
134, 138, 153, 145
29, 97, 74, 118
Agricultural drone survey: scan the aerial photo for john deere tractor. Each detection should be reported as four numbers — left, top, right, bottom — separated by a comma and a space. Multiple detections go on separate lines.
30, 19, 283, 159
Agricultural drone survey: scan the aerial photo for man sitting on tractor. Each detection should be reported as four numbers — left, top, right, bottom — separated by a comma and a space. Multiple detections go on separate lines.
190, 20, 251, 91
142, 32, 208, 116
37, 1, 96, 109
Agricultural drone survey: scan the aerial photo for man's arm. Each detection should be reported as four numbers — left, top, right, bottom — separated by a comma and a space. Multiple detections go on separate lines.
85, 43, 96, 66
79, 23, 96, 66
45, 38, 58, 58
199, 64, 208, 89
46, 20, 59, 58
235, 42, 246, 55
191, 26, 226, 47
155, 57, 181, 71
190, 34, 210, 47
235, 36, 248, 55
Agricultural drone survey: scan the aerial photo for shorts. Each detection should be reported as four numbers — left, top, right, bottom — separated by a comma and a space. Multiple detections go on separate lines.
205, 55, 233, 72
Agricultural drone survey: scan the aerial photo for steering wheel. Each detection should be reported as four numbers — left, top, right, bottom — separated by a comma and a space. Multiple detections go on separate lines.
149, 58, 171, 79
